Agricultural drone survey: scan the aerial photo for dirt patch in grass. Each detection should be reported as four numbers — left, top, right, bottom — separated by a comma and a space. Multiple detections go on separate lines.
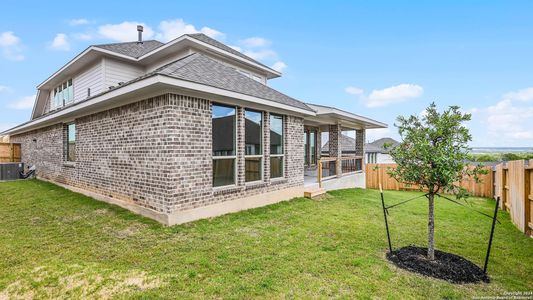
386, 246, 489, 284
0, 265, 163, 299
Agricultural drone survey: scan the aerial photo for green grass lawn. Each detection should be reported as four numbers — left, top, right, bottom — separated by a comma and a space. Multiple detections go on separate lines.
0, 180, 532, 299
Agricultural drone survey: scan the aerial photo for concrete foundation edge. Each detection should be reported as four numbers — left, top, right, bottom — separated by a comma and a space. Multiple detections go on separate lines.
37, 177, 304, 226
167, 186, 304, 226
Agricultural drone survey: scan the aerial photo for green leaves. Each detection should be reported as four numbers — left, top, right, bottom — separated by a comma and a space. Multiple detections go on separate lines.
388, 102, 485, 197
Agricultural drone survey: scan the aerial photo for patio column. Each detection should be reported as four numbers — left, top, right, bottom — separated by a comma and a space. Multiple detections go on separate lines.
329, 124, 342, 177
356, 129, 365, 171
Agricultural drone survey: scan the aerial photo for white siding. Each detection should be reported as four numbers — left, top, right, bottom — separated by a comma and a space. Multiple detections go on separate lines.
103, 58, 144, 88
73, 60, 104, 102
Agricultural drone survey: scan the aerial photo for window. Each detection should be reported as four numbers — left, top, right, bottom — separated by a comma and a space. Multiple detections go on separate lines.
53, 79, 73, 109
245, 110, 263, 182
304, 128, 317, 166
212, 104, 236, 187
66, 123, 76, 161
270, 114, 284, 178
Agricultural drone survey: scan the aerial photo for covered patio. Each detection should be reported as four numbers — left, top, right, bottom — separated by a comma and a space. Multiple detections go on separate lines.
302, 104, 387, 195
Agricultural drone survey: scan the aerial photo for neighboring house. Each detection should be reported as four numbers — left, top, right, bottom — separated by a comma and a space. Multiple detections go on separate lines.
2, 27, 386, 225
322, 136, 399, 164
365, 138, 399, 164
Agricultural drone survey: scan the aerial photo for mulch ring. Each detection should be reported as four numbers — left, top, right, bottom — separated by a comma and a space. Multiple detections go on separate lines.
386, 245, 490, 284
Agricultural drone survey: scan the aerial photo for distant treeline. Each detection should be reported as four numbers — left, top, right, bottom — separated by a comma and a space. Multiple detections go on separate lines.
467, 152, 533, 162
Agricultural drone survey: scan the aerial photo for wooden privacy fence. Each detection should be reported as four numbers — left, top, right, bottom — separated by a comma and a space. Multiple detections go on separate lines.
0, 143, 21, 162
365, 163, 493, 197
366, 161, 532, 236
493, 160, 532, 235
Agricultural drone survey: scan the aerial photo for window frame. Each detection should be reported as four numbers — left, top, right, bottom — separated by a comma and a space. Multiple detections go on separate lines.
52, 79, 74, 110
65, 123, 76, 162
212, 103, 237, 188
269, 113, 285, 179
244, 109, 263, 183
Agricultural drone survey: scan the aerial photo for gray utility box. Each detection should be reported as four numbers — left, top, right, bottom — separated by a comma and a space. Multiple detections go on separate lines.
0, 163, 24, 181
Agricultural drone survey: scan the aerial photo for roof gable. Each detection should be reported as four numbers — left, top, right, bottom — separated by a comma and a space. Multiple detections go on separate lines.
93, 40, 164, 58
153, 53, 312, 111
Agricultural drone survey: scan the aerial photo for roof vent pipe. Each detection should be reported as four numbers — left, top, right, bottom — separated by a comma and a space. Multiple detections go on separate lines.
137, 25, 143, 43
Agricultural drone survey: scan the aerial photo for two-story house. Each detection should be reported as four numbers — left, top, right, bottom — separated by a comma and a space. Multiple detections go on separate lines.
3, 27, 386, 225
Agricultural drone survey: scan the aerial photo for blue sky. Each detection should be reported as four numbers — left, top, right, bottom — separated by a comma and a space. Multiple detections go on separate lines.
1, 1, 532, 146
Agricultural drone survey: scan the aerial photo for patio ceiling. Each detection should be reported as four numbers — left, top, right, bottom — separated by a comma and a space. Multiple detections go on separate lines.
304, 103, 387, 130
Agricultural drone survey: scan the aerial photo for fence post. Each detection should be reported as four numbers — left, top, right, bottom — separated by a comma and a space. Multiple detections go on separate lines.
9, 143, 14, 162
525, 160, 531, 236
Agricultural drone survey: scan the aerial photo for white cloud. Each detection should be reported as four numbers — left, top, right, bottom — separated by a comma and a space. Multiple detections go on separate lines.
0, 31, 19, 47
98, 19, 223, 43
98, 21, 155, 42
68, 18, 89, 26
271, 61, 287, 73
486, 98, 533, 143
0, 85, 9, 92
243, 49, 277, 60
345, 86, 364, 95
50, 33, 70, 51
502, 87, 533, 102
156, 19, 223, 42
0, 31, 24, 61
8, 94, 35, 110
366, 84, 423, 108
241, 37, 270, 48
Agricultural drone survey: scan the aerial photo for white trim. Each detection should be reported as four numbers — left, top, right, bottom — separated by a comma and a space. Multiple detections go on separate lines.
306, 103, 387, 129
3, 75, 315, 136
37, 35, 280, 91
37, 47, 137, 89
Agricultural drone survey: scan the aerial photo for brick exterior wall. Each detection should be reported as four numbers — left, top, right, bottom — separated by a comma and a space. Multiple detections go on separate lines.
355, 129, 365, 156
328, 124, 342, 176
11, 93, 305, 218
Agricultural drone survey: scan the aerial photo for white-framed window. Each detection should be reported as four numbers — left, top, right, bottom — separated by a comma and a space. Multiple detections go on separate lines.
270, 114, 284, 178
244, 109, 263, 182
53, 79, 73, 109
212, 103, 237, 187
66, 123, 76, 161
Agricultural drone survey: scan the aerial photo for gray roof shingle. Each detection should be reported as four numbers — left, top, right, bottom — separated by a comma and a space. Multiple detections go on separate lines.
94, 40, 164, 58
153, 53, 312, 111
186, 33, 276, 72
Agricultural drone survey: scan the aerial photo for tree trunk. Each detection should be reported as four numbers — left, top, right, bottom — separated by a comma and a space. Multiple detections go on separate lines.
427, 193, 435, 260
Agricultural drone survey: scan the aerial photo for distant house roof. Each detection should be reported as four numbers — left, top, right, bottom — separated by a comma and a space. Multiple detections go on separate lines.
321, 136, 399, 154
367, 138, 400, 154
152, 53, 313, 112
93, 40, 164, 58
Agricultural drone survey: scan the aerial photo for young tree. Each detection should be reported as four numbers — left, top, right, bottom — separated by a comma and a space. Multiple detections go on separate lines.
387, 103, 486, 260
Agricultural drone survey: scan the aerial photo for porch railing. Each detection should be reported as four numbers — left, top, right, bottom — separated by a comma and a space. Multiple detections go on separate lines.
341, 156, 363, 174
317, 156, 363, 187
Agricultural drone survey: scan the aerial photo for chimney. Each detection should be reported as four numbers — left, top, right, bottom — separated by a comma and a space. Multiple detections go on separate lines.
137, 25, 143, 43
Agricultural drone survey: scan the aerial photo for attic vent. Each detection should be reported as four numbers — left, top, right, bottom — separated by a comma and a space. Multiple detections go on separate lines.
118, 82, 124, 86
108, 86, 115, 90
